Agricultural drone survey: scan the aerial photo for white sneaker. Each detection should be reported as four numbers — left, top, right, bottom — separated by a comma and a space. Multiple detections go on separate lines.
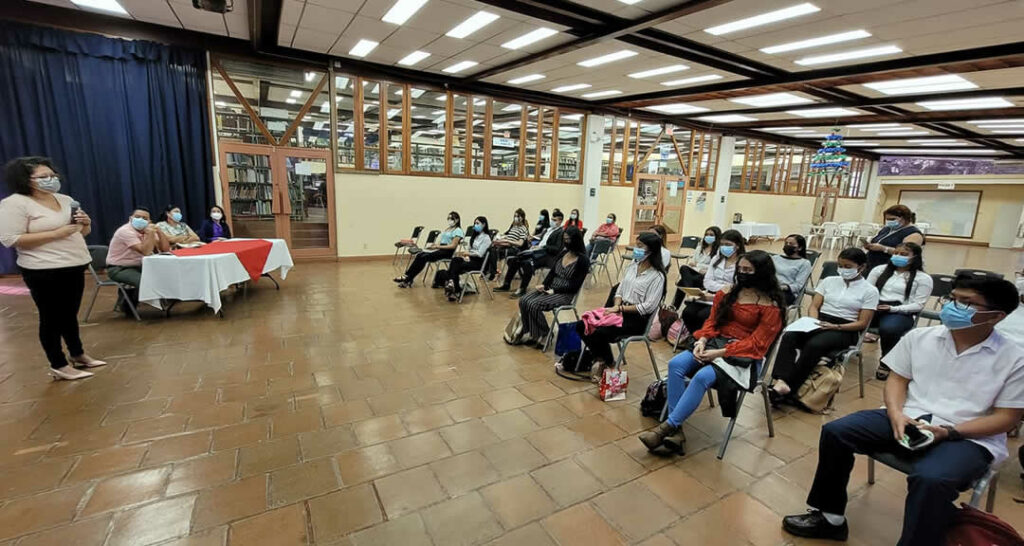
50, 366, 94, 380
71, 355, 107, 368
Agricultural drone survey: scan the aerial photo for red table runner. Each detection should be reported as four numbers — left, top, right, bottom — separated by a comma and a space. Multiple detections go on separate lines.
172, 240, 273, 282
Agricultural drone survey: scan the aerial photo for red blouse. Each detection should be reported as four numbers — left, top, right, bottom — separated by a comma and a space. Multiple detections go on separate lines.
694, 291, 784, 359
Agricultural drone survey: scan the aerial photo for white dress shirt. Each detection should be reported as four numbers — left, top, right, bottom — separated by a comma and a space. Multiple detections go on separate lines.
703, 257, 737, 293
616, 262, 666, 315
996, 305, 1024, 346
883, 326, 1024, 463
815, 276, 880, 321
866, 265, 933, 314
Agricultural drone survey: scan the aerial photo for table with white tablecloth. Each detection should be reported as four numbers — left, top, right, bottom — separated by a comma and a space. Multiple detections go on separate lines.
138, 238, 293, 313
731, 222, 781, 241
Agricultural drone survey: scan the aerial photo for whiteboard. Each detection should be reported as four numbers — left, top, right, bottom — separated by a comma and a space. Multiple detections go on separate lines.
898, 190, 981, 238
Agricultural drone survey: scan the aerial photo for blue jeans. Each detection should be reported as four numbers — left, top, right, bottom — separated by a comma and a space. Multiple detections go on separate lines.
806, 409, 991, 546
875, 311, 916, 357
665, 351, 717, 426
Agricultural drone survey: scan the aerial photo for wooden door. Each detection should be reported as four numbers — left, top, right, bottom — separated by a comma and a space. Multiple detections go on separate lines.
219, 142, 286, 241
274, 147, 336, 258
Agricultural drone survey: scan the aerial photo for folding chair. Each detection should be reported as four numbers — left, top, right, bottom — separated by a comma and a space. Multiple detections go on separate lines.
679, 236, 700, 251
457, 250, 493, 303
611, 292, 667, 381
541, 283, 584, 353
954, 269, 1004, 280
587, 238, 615, 288
866, 453, 998, 512
393, 225, 424, 265
83, 245, 140, 322
423, 233, 463, 286
715, 334, 783, 459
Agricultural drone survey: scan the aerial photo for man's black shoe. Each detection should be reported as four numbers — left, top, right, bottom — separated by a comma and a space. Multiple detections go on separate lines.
782, 510, 849, 541
493, 285, 511, 292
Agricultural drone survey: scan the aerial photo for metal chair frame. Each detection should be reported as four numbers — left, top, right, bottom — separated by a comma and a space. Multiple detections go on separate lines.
587, 238, 615, 288
393, 225, 424, 265
867, 453, 998, 512
456, 250, 493, 303
541, 284, 584, 353
83, 245, 140, 322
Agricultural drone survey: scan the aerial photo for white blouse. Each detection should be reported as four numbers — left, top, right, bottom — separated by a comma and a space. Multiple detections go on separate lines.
703, 257, 737, 293
616, 262, 666, 315
866, 265, 933, 314
816, 276, 880, 321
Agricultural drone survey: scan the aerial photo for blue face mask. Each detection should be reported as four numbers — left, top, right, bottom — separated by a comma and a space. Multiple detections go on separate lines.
171, 211, 182, 222
131, 217, 148, 231
939, 301, 977, 330
885, 219, 901, 229
473, 223, 483, 232
632, 248, 647, 262
539, 216, 545, 223
606, 217, 613, 224
704, 235, 716, 245
719, 245, 735, 257
890, 255, 910, 268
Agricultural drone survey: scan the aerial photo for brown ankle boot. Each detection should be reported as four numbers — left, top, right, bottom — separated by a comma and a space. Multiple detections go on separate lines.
663, 427, 687, 454
639, 422, 680, 451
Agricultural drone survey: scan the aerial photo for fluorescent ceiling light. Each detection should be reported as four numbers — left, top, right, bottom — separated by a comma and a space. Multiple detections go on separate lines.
660, 74, 723, 87
870, 131, 931, 136
967, 118, 1024, 124
285, 98, 297, 104
501, 104, 522, 112
319, 101, 329, 113
304, 71, 317, 82
502, 27, 558, 50
473, 99, 486, 105
435, 95, 447, 101
563, 113, 583, 120
289, 90, 302, 98
382, 0, 428, 25
214, 101, 227, 107
398, 50, 431, 66
698, 114, 757, 123
70, 0, 127, 14
410, 89, 425, 99
1016, 139, 1024, 142
582, 90, 621, 98
863, 74, 976, 96
760, 29, 870, 54
786, 107, 859, 118
443, 60, 478, 73
917, 97, 1013, 111
507, 74, 545, 84
349, 39, 379, 58
989, 130, 1024, 134
577, 50, 638, 67
446, 11, 499, 39
552, 83, 592, 93
431, 109, 445, 115
644, 103, 710, 115
909, 141, 966, 146
628, 64, 689, 79
874, 148, 998, 155
705, 3, 820, 35
762, 127, 805, 132
849, 123, 901, 129
617, 0, 643, 4
977, 124, 1024, 129
729, 92, 814, 107
843, 141, 879, 146
796, 45, 902, 66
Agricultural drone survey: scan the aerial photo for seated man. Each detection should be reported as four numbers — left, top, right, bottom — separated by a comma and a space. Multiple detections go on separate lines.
107, 207, 163, 292
782, 274, 1024, 546
495, 209, 564, 298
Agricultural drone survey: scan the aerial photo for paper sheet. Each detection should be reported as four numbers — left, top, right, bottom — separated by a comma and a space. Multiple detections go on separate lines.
785, 316, 822, 333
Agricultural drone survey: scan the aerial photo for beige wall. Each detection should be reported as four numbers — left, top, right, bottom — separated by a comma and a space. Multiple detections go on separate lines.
879, 182, 1024, 245
722, 192, 867, 239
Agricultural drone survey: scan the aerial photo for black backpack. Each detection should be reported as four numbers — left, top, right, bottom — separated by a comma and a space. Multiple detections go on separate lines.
555, 349, 594, 381
640, 380, 667, 417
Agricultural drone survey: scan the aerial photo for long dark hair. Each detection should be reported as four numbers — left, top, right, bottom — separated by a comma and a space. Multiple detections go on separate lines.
448, 211, 461, 228
701, 226, 722, 254
470, 216, 489, 245
637, 231, 665, 273
210, 205, 227, 225
712, 229, 746, 267
714, 250, 786, 329
164, 204, 181, 222
535, 209, 550, 235
5, 156, 58, 195
562, 225, 586, 256
874, 242, 923, 300
508, 208, 525, 232
566, 208, 582, 228
783, 233, 808, 259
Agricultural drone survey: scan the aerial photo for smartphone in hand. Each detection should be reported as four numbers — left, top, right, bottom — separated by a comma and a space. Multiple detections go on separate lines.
899, 424, 935, 451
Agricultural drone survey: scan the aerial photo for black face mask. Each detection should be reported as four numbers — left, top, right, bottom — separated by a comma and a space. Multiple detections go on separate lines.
783, 245, 799, 256
735, 272, 754, 286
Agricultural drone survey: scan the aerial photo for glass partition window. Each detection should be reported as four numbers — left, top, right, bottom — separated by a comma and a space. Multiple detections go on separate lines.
385, 82, 405, 172
538, 107, 554, 180
524, 106, 539, 179
409, 88, 447, 174
286, 81, 331, 149
490, 100, 521, 177
556, 112, 582, 180
335, 75, 356, 168
601, 117, 614, 183
217, 59, 325, 145
212, 69, 267, 145
471, 98, 486, 176
451, 94, 468, 176
362, 79, 381, 170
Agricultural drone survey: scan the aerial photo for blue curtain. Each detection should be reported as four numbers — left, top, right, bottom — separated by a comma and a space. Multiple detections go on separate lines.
0, 22, 213, 273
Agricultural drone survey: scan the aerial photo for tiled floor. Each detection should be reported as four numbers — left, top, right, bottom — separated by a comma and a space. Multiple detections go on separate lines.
0, 240, 1021, 546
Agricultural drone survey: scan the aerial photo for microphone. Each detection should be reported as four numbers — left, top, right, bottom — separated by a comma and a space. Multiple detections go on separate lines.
70, 200, 80, 224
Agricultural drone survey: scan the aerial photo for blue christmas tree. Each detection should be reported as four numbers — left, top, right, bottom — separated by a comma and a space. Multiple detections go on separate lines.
809, 127, 850, 187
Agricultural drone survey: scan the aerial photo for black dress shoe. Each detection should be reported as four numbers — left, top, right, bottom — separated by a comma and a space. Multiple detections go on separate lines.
782, 510, 849, 541
493, 285, 511, 292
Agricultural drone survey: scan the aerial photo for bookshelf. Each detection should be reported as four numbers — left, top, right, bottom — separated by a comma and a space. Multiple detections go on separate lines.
226, 152, 274, 219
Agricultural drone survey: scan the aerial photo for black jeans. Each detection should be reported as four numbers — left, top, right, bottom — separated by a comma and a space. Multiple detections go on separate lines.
771, 313, 857, 389
20, 265, 87, 369
681, 300, 712, 335
403, 249, 454, 281
500, 250, 553, 291
576, 312, 647, 365
442, 256, 484, 292
807, 409, 990, 546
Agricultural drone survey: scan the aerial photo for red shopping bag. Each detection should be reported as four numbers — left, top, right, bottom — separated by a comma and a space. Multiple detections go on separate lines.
599, 368, 628, 401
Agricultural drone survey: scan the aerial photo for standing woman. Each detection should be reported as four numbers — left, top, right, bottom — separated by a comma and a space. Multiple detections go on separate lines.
863, 205, 924, 272
156, 204, 200, 248
680, 229, 745, 334
865, 242, 931, 379
517, 226, 589, 347
442, 216, 492, 301
0, 157, 106, 380
394, 211, 464, 288
771, 234, 812, 305
198, 205, 232, 243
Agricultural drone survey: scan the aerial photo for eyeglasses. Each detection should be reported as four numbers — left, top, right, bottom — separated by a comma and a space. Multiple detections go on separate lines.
938, 295, 990, 311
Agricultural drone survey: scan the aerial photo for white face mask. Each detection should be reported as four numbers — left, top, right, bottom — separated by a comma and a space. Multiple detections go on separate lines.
211, 212, 223, 221
448, 219, 456, 228
838, 267, 860, 280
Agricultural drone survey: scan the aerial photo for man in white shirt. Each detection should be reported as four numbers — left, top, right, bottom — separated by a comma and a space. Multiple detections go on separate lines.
783, 275, 1024, 546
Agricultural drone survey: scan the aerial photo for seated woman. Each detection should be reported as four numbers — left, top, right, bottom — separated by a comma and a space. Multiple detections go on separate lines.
576, 232, 666, 379
769, 247, 879, 402
585, 212, 620, 257
771, 234, 812, 306
530, 209, 551, 244
680, 229, 746, 335
487, 209, 529, 278
670, 226, 720, 309
650, 225, 672, 271
640, 250, 785, 454
441, 216, 492, 301
564, 208, 583, 231
156, 205, 200, 248
394, 211, 464, 288
197, 205, 232, 243
865, 242, 931, 379
516, 226, 589, 348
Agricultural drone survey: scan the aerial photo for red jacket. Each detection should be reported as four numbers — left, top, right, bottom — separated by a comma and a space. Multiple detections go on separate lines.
694, 291, 784, 359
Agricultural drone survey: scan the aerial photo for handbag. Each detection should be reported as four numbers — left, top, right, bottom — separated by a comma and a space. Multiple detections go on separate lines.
658, 307, 678, 339
666, 319, 688, 346
647, 310, 664, 341
944, 503, 1024, 545
599, 367, 628, 401
554, 321, 582, 356
796, 356, 845, 413
640, 380, 666, 417
503, 313, 525, 345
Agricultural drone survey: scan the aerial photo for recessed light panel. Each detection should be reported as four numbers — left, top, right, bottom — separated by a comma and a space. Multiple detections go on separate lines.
577, 50, 638, 67
70, 0, 127, 14
760, 30, 870, 54
968, 118, 1024, 124
507, 74, 545, 84
786, 108, 860, 118
661, 74, 723, 87
382, 0, 429, 25
349, 39, 379, 58
628, 65, 689, 79
502, 28, 558, 50
551, 83, 592, 93
917, 97, 1013, 111
704, 3, 820, 35
446, 11, 499, 39
874, 148, 998, 155
442, 61, 478, 73
795, 45, 902, 66
698, 114, 757, 123
849, 123, 901, 129
398, 50, 431, 66
729, 93, 814, 107
581, 90, 621, 98
863, 75, 977, 96
644, 103, 711, 115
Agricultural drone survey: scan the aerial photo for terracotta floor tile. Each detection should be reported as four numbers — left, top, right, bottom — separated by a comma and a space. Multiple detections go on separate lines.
293, 386, 342, 409
600, 405, 659, 434
639, 465, 717, 517
229, 503, 308, 546
213, 421, 269, 452
526, 426, 588, 461
636, 534, 676, 546
104, 398, 168, 424
480, 475, 555, 528
268, 457, 340, 507
409, 383, 459, 406
422, 491, 504, 546
430, 451, 501, 496
167, 450, 237, 496
374, 466, 447, 518
49, 424, 128, 457
440, 419, 501, 453
747, 472, 813, 519
444, 396, 497, 422
308, 483, 383, 542
738, 429, 813, 463
480, 438, 549, 477
367, 391, 421, 416
238, 438, 300, 477
0, 485, 88, 541
81, 466, 170, 516
480, 387, 533, 412
322, 400, 374, 428
515, 381, 566, 403
447, 377, 492, 398
566, 414, 628, 447
219, 382, 269, 404
481, 409, 541, 440
349, 513, 432, 546
486, 523, 557, 546
388, 431, 453, 469
0, 458, 73, 499
192, 475, 267, 531
244, 393, 295, 420
160, 527, 227, 546
558, 392, 608, 417
531, 458, 604, 507
676, 449, 756, 494
334, 444, 402, 485
663, 492, 786, 546
592, 481, 679, 542
123, 414, 190, 444
337, 378, 385, 401
400, 406, 454, 434
145, 431, 212, 465
270, 407, 323, 440
352, 415, 408, 445
15, 514, 112, 546
521, 400, 577, 427
107, 494, 197, 546
298, 427, 358, 460
574, 444, 645, 488
541, 503, 627, 546
718, 439, 787, 477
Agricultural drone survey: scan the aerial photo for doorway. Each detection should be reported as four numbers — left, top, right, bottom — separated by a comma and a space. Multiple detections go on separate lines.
632, 174, 686, 244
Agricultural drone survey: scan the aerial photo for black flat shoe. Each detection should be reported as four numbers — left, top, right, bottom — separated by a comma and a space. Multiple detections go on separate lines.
493, 285, 511, 292
393, 276, 407, 283
875, 364, 891, 381
782, 510, 849, 541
